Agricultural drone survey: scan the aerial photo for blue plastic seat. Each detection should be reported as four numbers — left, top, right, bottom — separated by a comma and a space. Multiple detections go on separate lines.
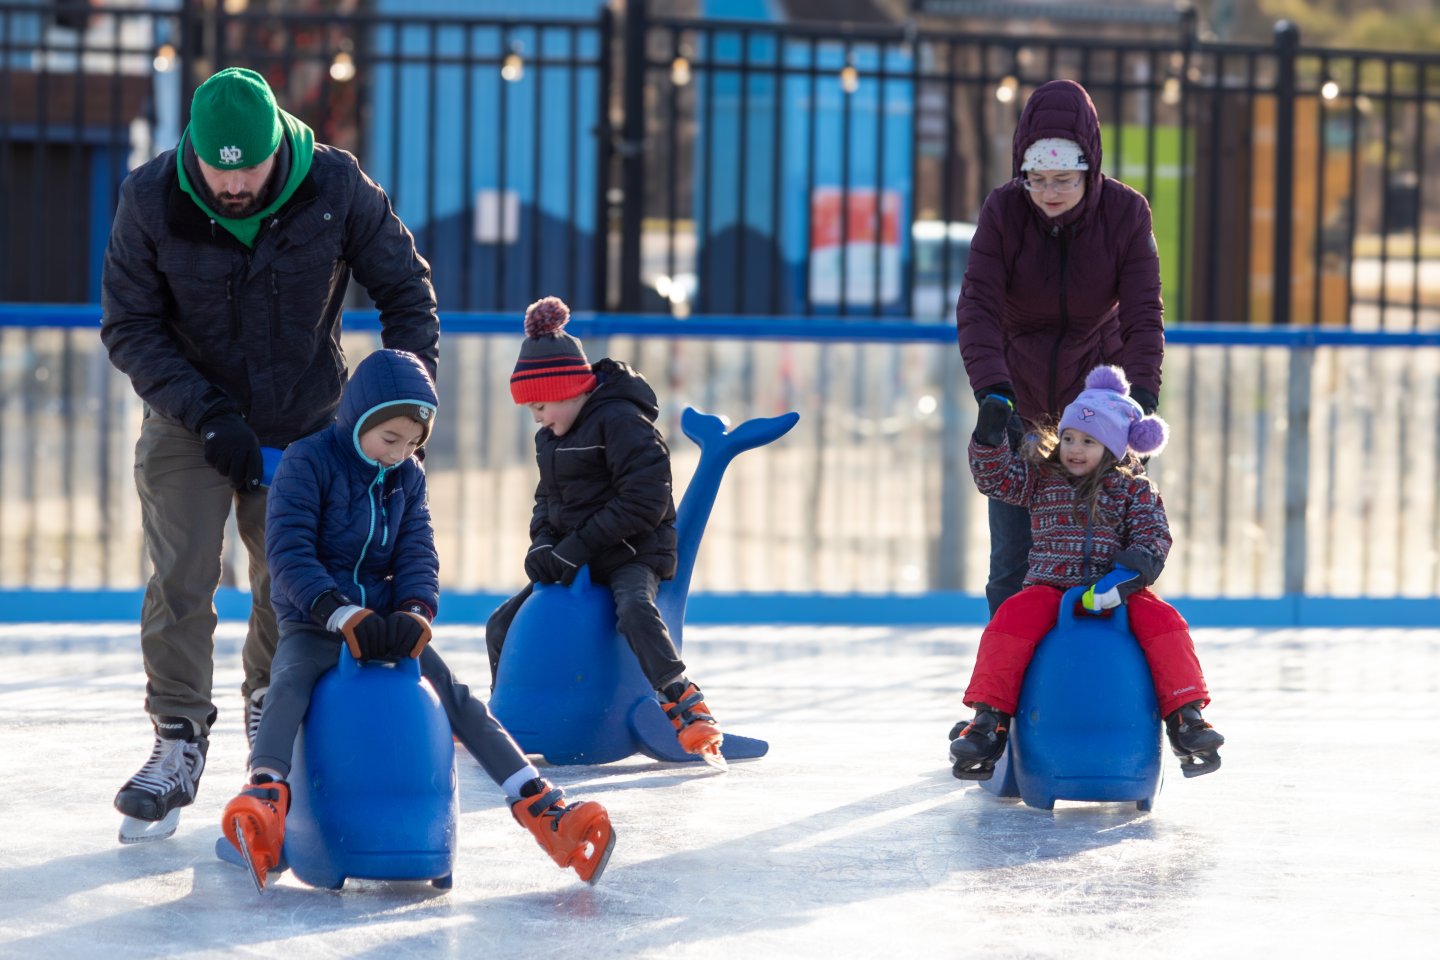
489, 408, 797, 766
282, 648, 458, 889
980, 587, 1162, 811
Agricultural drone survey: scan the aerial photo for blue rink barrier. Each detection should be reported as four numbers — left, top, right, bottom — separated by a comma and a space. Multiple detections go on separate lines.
4, 587, 1440, 628
13, 303, 1440, 348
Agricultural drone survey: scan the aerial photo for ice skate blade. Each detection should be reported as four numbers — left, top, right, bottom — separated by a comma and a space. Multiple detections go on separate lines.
231, 817, 268, 894
1177, 752, 1221, 778
574, 825, 617, 885
698, 747, 729, 772
951, 762, 995, 782
118, 809, 180, 844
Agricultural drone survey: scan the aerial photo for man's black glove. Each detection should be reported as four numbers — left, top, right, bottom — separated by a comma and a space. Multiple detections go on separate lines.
974, 394, 1016, 447
524, 544, 556, 583
199, 412, 264, 491
550, 535, 589, 587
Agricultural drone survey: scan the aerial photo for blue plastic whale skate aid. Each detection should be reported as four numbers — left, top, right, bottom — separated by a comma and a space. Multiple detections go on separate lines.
281, 648, 458, 889
489, 407, 799, 765
979, 587, 1162, 811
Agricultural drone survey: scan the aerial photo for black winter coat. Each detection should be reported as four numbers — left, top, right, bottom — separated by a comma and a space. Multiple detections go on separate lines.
529, 359, 678, 581
100, 144, 439, 446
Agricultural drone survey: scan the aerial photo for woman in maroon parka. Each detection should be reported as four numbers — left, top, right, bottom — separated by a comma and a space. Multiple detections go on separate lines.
957, 78, 1165, 616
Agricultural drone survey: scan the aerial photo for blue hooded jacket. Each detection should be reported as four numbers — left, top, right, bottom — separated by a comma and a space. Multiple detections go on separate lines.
265, 348, 440, 627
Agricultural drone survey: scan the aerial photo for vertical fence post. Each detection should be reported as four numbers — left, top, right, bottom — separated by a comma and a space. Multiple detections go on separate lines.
618, 0, 648, 311
594, 7, 615, 310
935, 349, 969, 591
1272, 20, 1311, 598
1271, 19, 1298, 327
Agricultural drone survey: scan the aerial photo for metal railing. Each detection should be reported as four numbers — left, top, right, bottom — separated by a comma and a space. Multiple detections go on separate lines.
4, 305, 1440, 604
4, 2, 1440, 327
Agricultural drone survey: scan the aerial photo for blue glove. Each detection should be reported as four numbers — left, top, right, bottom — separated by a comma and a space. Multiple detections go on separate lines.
1081, 566, 1143, 612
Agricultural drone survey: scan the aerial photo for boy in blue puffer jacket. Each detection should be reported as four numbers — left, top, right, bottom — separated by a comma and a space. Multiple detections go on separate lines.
220, 348, 615, 891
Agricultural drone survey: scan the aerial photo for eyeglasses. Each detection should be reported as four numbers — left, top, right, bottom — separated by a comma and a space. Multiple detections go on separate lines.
1022, 175, 1083, 194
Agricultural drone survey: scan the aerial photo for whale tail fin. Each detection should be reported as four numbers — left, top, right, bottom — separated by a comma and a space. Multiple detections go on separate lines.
681, 408, 799, 460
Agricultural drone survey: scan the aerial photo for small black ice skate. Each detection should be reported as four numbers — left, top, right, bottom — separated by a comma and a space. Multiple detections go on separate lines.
1165, 701, 1224, 778
948, 704, 1010, 781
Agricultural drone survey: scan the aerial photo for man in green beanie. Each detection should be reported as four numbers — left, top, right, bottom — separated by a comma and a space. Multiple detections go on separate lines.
100, 67, 439, 843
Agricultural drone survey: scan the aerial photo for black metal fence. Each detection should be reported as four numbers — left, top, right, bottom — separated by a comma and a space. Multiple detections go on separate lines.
4, 1, 1440, 327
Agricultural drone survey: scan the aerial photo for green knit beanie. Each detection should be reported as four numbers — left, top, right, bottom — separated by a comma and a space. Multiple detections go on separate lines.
188, 67, 282, 169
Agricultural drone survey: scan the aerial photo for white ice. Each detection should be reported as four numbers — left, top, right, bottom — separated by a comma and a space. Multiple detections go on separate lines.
2, 621, 1438, 959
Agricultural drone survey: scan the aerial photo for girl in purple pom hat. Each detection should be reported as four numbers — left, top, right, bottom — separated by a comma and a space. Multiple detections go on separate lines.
947, 365, 1225, 782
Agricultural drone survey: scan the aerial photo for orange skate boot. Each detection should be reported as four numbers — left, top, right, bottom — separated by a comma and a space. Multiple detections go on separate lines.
222, 779, 290, 893
661, 680, 725, 770
510, 779, 616, 884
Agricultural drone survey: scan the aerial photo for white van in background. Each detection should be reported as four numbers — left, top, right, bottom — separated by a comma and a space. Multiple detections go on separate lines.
910, 219, 977, 322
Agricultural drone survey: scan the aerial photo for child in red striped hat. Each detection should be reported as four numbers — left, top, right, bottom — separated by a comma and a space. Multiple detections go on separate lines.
487, 297, 725, 767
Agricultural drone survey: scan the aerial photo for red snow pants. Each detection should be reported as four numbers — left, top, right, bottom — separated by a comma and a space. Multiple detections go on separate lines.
964, 585, 1210, 719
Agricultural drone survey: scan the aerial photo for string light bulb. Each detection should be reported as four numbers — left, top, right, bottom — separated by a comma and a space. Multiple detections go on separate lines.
671, 54, 691, 87
840, 54, 859, 95
995, 74, 1018, 104
502, 44, 524, 83
329, 51, 356, 83
152, 43, 177, 73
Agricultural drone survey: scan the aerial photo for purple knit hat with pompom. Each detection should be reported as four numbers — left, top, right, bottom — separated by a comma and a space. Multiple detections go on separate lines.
1058, 365, 1169, 460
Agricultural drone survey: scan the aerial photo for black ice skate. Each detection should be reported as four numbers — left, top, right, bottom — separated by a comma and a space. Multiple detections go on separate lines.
1165, 702, 1224, 778
114, 714, 210, 843
948, 704, 1010, 781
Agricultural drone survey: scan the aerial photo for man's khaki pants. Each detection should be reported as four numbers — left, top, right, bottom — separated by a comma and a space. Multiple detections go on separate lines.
134, 413, 278, 736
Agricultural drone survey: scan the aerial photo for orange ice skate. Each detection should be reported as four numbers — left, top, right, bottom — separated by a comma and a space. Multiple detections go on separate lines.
223, 779, 290, 893
511, 779, 615, 884
661, 681, 726, 770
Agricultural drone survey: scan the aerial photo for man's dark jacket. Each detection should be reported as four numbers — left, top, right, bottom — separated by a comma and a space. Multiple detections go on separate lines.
529, 359, 678, 582
101, 144, 439, 446
956, 78, 1164, 423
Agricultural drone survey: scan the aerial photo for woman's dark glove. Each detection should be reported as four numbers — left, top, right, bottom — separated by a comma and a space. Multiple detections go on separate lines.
974, 395, 1016, 447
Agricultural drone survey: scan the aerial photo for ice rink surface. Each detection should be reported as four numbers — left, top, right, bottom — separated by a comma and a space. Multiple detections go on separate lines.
2, 619, 1438, 959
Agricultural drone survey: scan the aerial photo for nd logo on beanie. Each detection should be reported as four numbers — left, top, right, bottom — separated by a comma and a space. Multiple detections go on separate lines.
189, 67, 283, 169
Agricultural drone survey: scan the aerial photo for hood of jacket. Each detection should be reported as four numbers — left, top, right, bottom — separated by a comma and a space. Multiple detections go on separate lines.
1011, 79, 1104, 229
571, 358, 660, 429
333, 348, 438, 469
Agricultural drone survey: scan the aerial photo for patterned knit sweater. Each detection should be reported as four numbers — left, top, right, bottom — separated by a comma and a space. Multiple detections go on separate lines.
970, 437, 1172, 589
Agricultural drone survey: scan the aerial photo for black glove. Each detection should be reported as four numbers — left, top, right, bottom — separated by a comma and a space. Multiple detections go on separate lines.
524, 544, 556, 583
199, 412, 263, 491
551, 535, 589, 587
311, 589, 387, 660
385, 604, 433, 658
337, 607, 387, 660
1130, 386, 1159, 416
974, 394, 1016, 447
973, 382, 1016, 407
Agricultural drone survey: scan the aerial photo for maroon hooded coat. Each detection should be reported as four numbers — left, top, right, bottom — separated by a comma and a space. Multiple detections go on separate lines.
956, 79, 1164, 424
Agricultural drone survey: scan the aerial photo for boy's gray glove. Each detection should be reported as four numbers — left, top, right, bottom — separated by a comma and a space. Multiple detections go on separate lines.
974, 395, 1016, 447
